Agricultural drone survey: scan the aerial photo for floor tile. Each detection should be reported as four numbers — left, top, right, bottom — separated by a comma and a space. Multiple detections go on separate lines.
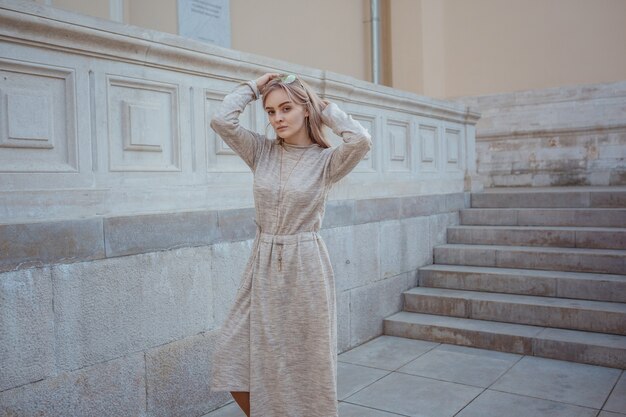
604, 371, 626, 414
338, 335, 438, 371
345, 371, 482, 417
491, 356, 621, 409
397, 344, 521, 388
598, 412, 626, 417
338, 362, 390, 400
456, 390, 598, 417
338, 402, 406, 416
202, 402, 245, 417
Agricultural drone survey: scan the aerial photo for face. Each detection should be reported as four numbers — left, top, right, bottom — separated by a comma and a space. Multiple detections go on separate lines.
263, 88, 308, 141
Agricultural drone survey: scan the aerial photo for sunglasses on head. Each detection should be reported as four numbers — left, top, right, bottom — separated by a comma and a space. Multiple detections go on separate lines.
279, 74, 297, 84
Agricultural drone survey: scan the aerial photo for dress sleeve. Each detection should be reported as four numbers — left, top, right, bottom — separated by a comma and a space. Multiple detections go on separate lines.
210, 81, 265, 170
322, 103, 373, 184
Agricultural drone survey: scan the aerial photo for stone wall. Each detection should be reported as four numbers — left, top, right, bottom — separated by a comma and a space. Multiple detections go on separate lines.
457, 80, 626, 187
0, 193, 464, 416
0, 1, 477, 415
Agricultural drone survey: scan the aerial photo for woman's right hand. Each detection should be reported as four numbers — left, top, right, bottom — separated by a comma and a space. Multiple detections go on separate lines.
255, 73, 281, 90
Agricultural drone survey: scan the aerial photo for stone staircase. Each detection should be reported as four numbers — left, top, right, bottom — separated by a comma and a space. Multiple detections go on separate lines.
384, 187, 626, 369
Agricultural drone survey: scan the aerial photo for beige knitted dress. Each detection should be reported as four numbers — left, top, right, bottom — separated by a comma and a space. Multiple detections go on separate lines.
209, 81, 372, 417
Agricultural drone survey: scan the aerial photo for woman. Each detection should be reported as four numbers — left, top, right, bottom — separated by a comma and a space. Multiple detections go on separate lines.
209, 72, 372, 417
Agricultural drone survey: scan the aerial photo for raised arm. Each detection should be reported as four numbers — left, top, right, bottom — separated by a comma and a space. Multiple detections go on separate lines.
209, 80, 265, 170
322, 102, 373, 184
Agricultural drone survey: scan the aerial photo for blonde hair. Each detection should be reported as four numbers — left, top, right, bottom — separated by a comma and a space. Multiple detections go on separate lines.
261, 75, 331, 148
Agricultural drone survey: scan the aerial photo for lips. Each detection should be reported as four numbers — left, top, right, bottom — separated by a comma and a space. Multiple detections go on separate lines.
277, 126, 287, 131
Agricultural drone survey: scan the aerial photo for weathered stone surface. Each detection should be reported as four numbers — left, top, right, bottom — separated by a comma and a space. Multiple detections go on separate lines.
322, 199, 355, 229
384, 311, 541, 355
434, 244, 497, 267
533, 328, 626, 369
345, 371, 482, 417
104, 210, 220, 257
211, 239, 254, 326
52, 247, 213, 370
456, 390, 598, 417
419, 265, 557, 298
0, 267, 55, 391
320, 223, 380, 292
217, 208, 257, 242
429, 211, 459, 248
336, 362, 389, 400
397, 344, 521, 388
336, 290, 351, 353
0, 352, 146, 417
338, 335, 437, 371
0, 218, 104, 272
354, 197, 401, 224
491, 356, 620, 409
350, 274, 406, 346
399, 194, 446, 218
145, 330, 230, 417
604, 372, 626, 414
380, 217, 430, 278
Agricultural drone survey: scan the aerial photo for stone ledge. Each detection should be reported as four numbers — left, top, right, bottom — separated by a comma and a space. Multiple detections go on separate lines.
0, 192, 467, 273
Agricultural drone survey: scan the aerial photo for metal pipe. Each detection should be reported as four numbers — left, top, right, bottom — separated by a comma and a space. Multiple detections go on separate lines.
370, 0, 381, 84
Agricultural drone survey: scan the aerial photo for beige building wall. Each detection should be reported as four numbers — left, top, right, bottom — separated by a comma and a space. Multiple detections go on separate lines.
443, 0, 626, 98
31, 0, 626, 98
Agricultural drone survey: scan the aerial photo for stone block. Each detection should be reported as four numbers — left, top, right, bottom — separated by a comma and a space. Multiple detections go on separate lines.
336, 290, 351, 353
322, 199, 355, 228
211, 240, 254, 326
575, 229, 626, 250
350, 274, 405, 346
434, 244, 497, 267
217, 208, 256, 242
533, 328, 626, 369
460, 208, 517, 226
491, 356, 620, 409
403, 287, 469, 318
399, 194, 446, 218
0, 218, 104, 272
104, 210, 219, 257
52, 247, 213, 370
0, 352, 145, 417
145, 330, 231, 417
604, 372, 626, 413
384, 311, 541, 355
0, 267, 55, 391
456, 390, 598, 417
354, 197, 401, 224
379, 217, 430, 279
430, 212, 459, 248
445, 193, 466, 211
320, 223, 380, 292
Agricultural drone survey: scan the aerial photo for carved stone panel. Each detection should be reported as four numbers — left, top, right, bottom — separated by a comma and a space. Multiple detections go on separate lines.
445, 127, 461, 171
385, 119, 410, 172
418, 124, 438, 172
351, 113, 376, 172
0, 59, 77, 172
106, 75, 180, 172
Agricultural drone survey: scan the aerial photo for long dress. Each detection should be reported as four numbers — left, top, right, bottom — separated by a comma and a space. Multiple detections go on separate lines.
209, 80, 372, 417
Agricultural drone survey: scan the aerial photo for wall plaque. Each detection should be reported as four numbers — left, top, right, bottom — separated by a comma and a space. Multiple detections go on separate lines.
178, 0, 230, 47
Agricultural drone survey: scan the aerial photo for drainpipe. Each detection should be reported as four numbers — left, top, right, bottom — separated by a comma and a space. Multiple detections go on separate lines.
370, 0, 381, 84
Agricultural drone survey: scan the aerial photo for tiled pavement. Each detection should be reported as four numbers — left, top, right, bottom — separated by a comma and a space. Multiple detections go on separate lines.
204, 335, 626, 417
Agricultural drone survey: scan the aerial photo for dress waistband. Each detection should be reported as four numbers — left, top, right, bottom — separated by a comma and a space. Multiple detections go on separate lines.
257, 230, 320, 245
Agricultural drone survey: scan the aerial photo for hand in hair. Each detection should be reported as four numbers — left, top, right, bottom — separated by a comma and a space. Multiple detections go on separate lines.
254, 73, 281, 90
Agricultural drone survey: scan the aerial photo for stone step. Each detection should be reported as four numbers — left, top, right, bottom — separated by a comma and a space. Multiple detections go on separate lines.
402, 287, 626, 335
419, 264, 626, 303
383, 311, 626, 368
471, 188, 626, 208
447, 225, 626, 249
434, 244, 626, 274
460, 208, 626, 227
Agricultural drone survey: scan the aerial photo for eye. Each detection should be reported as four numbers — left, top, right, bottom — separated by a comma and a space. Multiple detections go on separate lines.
283, 107, 291, 112
267, 110, 275, 115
